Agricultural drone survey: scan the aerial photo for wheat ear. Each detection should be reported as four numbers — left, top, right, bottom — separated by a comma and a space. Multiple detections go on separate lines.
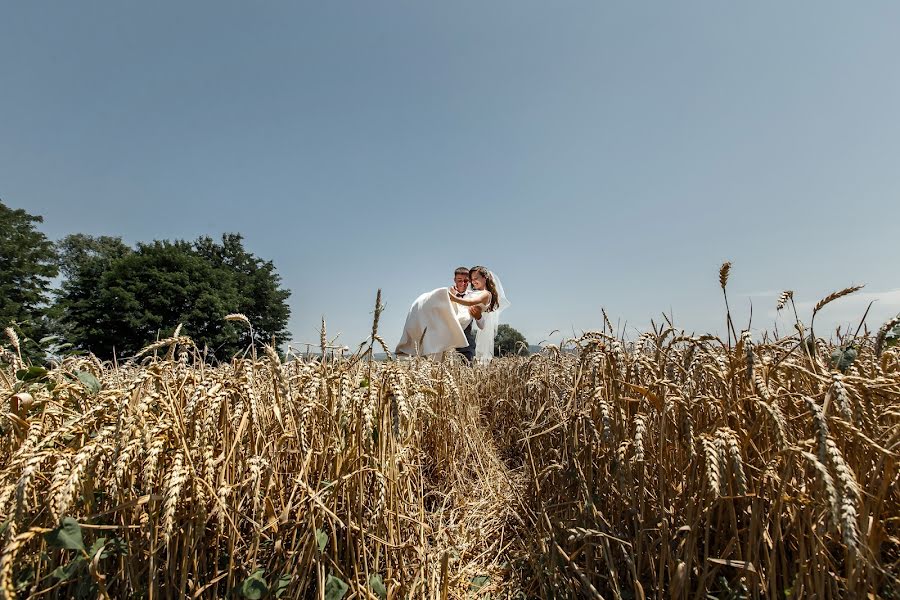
813, 285, 864, 315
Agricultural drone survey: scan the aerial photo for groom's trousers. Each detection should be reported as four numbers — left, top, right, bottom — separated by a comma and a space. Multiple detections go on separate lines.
457, 322, 476, 362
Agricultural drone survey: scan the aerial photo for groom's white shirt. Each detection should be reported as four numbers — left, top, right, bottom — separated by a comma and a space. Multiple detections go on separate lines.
455, 287, 486, 331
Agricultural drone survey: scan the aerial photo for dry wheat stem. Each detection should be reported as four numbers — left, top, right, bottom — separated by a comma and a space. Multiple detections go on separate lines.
0, 313, 896, 598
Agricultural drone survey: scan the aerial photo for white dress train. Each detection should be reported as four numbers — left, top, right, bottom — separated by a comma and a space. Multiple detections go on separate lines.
395, 288, 468, 357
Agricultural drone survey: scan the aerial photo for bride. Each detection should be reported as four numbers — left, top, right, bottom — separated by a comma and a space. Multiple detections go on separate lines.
395, 266, 509, 363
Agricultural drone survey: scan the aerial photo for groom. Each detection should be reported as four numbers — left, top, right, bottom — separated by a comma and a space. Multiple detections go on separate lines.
452, 266, 484, 362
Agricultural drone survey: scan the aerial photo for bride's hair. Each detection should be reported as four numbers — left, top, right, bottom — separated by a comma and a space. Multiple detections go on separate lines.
470, 266, 499, 311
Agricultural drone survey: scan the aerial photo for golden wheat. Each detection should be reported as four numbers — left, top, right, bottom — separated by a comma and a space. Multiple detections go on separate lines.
0, 318, 897, 598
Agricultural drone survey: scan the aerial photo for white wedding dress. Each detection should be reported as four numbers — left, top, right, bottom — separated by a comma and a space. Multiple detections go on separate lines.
395, 275, 509, 362
395, 288, 468, 357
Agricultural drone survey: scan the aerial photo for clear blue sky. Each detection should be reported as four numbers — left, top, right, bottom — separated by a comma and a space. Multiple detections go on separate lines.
3, 2, 899, 348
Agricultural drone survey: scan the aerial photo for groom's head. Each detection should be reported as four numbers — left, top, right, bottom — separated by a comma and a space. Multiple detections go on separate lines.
453, 267, 470, 294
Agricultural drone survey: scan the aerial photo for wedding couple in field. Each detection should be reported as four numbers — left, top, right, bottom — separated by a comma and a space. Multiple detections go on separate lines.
395, 266, 509, 363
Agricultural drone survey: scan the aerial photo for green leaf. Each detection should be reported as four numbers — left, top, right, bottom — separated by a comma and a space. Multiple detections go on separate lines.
359, 378, 369, 388
470, 575, 490, 592
830, 346, 858, 372
49, 557, 85, 581
87, 538, 107, 559
368, 573, 387, 600
240, 569, 269, 599
16, 366, 48, 383
75, 371, 100, 395
105, 536, 129, 557
14, 565, 35, 593
324, 575, 348, 600
274, 574, 292, 598
75, 571, 97, 599
315, 528, 328, 554
44, 517, 85, 551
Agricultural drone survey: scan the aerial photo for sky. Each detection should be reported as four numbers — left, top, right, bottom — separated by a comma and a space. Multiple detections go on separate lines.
3, 2, 900, 350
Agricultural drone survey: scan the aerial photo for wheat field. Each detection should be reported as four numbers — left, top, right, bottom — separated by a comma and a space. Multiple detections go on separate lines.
1, 289, 899, 598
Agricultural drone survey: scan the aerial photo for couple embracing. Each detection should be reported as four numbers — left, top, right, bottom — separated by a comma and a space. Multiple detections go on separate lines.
395, 266, 509, 363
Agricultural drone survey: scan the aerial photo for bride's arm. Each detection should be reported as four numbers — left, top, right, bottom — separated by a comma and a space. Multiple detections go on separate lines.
448, 289, 491, 307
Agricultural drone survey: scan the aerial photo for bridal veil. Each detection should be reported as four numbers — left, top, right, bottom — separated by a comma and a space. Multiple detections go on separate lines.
474, 271, 510, 363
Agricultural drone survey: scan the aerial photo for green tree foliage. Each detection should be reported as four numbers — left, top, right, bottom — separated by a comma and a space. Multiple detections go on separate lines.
494, 323, 528, 357
0, 200, 59, 351
193, 234, 291, 350
51, 234, 132, 348
55, 234, 290, 359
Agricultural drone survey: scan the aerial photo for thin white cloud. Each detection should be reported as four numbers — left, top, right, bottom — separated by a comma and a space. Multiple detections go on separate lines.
791, 288, 900, 313
766, 289, 900, 335
736, 290, 782, 298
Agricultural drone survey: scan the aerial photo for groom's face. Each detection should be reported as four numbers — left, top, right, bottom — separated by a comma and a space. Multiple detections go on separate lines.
454, 273, 469, 294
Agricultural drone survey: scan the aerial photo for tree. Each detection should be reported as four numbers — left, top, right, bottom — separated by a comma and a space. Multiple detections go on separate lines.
193, 234, 291, 348
98, 240, 240, 356
494, 324, 528, 357
55, 234, 291, 359
51, 234, 132, 349
0, 200, 59, 352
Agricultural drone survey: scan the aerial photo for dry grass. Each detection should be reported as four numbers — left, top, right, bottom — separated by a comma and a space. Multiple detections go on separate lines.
0, 314, 899, 598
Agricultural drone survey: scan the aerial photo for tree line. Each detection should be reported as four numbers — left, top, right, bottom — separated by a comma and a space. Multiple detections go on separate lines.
2, 199, 531, 362
1, 200, 291, 361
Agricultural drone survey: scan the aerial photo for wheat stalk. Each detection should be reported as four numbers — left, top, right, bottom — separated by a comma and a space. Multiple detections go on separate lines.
823, 438, 861, 550
718, 428, 747, 495
813, 285, 864, 315
776, 290, 794, 311
756, 399, 787, 449
0, 304, 894, 597
0, 529, 42, 600
874, 315, 900, 358
719, 262, 732, 290
163, 449, 187, 545
700, 436, 721, 497
632, 414, 647, 464
828, 374, 853, 422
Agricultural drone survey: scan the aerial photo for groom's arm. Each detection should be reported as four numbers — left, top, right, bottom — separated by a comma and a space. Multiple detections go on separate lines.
468, 306, 486, 329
